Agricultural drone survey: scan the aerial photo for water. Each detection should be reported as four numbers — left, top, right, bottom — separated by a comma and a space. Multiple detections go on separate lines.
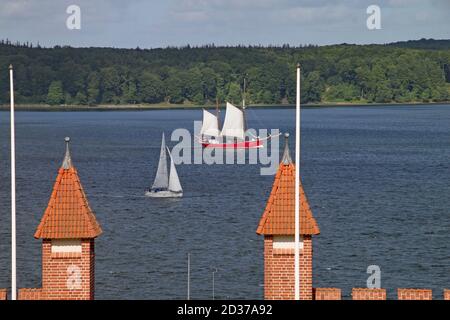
1, 105, 450, 300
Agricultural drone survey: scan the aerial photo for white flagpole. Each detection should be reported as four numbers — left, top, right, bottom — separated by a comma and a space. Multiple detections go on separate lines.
9, 64, 17, 300
295, 63, 301, 300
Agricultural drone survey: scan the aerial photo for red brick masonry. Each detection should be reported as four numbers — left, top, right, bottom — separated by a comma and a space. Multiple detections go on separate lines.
352, 288, 386, 300
263, 236, 314, 300
397, 289, 432, 300
18, 288, 43, 300
313, 288, 341, 300
0, 289, 7, 300
19, 240, 95, 300
444, 289, 450, 300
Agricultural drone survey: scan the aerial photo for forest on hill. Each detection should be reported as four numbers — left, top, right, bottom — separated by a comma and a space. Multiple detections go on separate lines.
0, 39, 449, 106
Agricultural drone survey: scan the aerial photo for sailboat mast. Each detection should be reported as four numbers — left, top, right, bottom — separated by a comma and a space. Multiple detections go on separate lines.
216, 97, 220, 131
243, 77, 246, 109
242, 77, 247, 133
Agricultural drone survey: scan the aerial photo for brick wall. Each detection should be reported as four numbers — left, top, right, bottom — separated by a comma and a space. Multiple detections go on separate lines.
18, 288, 43, 300
313, 288, 341, 300
263, 235, 313, 300
444, 289, 450, 300
0, 289, 7, 300
352, 288, 386, 300
19, 238, 95, 300
397, 289, 432, 300
42, 239, 95, 300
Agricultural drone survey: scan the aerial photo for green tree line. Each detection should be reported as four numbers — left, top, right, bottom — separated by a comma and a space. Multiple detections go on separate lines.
0, 39, 449, 106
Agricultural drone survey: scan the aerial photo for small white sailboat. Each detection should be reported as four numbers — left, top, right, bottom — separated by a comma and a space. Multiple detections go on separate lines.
146, 133, 183, 198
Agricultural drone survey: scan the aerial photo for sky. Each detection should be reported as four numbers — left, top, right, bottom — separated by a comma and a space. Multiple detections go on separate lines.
0, 0, 449, 48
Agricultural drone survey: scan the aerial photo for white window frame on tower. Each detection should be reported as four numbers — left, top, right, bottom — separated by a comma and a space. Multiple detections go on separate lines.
51, 239, 82, 253
272, 235, 304, 250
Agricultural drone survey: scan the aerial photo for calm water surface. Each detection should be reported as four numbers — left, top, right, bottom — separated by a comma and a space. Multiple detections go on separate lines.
1, 105, 450, 299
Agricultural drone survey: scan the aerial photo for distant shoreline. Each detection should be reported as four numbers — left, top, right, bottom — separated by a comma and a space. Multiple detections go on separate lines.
1, 101, 450, 111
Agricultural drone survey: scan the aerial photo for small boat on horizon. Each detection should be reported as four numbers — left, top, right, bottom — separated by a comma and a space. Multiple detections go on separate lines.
146, 133, 183, 198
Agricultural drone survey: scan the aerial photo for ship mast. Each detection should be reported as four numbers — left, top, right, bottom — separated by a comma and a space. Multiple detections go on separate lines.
242, 77, 246, 109
242, 76, 248, 133
216, 97, 220, 131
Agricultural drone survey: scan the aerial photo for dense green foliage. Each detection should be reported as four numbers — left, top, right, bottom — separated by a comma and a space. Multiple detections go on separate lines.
0, 39, 449, 106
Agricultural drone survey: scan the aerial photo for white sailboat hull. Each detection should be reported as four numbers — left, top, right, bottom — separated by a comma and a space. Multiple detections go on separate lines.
145, 190, 183, 198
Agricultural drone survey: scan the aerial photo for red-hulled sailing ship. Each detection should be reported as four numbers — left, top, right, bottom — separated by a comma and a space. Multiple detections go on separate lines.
198, 98, 275, 149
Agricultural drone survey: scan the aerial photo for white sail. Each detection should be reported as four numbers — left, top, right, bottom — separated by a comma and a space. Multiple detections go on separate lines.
220, 102, 245, 140
167, 147, 183, 193
151, 133, 168, 190
200, 109, 220, 137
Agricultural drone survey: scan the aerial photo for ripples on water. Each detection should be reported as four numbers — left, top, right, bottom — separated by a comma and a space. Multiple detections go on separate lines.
0, 105, 450, 299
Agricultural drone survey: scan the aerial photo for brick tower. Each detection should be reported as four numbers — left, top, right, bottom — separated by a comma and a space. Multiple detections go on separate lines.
20, 137, 102, 300
256, 134, 319, 300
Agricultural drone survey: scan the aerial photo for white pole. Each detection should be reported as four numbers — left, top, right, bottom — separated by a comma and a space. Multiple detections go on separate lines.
10, 64, 17, 301
187, 253, 190, 300
294, 63, 301, 300
243, 77, 246, 109
212, 268, 217, 300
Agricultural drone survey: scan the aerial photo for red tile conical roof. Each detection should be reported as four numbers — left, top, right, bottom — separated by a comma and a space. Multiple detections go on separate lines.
34, 138, 102, 239
256, 135, 319, 236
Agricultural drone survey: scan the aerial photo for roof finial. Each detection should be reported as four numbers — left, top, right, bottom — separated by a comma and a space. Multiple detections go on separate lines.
62, 137, 73, 169
9, 64, 13, 70
281, 132, 292, 164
